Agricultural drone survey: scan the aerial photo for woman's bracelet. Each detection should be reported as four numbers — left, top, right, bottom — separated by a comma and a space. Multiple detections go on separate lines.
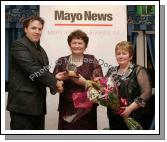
134, 97, 146, 108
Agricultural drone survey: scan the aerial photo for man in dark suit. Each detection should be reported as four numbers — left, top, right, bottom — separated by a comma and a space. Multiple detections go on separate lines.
6, 16, 63, 130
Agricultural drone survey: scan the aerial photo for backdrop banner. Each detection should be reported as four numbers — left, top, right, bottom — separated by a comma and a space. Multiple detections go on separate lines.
40, 5, 127, 74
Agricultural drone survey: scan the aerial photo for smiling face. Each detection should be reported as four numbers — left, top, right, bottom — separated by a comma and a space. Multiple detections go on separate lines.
24, 20, 43, 43
69, 38, 86, 55
115, 41, 133, 67
116, 49, 132, 67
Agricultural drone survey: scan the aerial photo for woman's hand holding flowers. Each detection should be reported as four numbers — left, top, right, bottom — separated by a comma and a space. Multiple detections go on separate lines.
119, 106, 133, 118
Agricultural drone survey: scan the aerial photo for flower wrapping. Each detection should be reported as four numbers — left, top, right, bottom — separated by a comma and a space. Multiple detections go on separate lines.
72, 91, 94, 109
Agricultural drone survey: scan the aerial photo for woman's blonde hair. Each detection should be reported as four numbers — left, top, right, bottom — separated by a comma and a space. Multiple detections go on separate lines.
115, 41, 134, 58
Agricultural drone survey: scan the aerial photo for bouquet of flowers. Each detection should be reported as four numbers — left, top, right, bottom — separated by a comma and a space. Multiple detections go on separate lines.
86, 77, 143, 130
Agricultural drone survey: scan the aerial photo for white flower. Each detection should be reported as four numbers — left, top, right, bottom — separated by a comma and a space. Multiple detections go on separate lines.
87, 87, 100, 102
107, 77, 114, 88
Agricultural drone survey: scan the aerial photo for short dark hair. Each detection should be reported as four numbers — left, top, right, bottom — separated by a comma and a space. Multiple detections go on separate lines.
22, 16, 45, 28
67, 29, 89, 48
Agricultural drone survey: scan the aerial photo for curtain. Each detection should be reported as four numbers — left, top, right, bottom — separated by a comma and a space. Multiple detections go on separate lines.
5, 5, 39, 82
147, 34, 155, 69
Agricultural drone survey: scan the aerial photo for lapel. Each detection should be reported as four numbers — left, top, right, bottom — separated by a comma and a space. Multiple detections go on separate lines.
21, 36, 48, 65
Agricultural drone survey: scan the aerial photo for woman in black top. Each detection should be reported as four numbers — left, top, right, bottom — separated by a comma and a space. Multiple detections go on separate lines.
106, 41, 153, 130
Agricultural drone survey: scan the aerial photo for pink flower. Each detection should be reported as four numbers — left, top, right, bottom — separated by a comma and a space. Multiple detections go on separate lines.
120, 97, 128, 106
99, 77, 107, 86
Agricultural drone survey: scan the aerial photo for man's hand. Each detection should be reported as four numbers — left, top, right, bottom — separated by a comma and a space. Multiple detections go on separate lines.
56, 80, 64, 93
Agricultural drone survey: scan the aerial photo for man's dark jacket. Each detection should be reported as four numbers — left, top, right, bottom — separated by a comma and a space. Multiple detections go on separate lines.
7, 36, 56, 115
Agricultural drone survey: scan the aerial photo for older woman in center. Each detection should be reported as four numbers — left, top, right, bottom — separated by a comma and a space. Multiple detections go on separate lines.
53, 29, 103, 130
106, 41, 153, 130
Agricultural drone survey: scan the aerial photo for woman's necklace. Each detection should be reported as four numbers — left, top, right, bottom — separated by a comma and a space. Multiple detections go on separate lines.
117, 62, 133, 80
69, 54, 84, 67
106, 63, 134, 86
117, 69, 126, 76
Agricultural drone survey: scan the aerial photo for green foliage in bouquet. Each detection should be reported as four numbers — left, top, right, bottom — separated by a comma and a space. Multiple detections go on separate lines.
123, 117, 143, 130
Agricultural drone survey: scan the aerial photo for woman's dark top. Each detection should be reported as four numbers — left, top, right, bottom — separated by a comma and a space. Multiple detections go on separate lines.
106, 63, 152, 130
53, 54, 103, 130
